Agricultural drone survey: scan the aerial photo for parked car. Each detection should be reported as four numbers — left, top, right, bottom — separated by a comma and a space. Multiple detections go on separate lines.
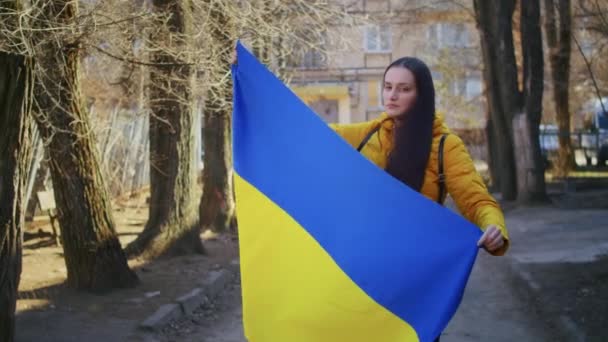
581, 109, 608, 166
580, 97, 608, 167
539, 124, 559, 167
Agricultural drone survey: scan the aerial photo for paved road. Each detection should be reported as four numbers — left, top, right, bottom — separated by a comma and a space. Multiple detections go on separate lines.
156, 252, 552, 342
442, 253, 550, 341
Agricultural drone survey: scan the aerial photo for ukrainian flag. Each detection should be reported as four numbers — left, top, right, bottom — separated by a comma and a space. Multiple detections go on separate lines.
232, 42, 481, 342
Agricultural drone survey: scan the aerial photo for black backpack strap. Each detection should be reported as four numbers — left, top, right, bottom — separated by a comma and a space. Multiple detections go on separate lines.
437, 133, 448, 204
357, 125, 381, 152
358, 128, 448, 204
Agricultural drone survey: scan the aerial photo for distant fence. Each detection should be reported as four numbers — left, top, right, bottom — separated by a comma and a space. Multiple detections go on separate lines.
539, 129, 607, 166
25, 105, 204, 220
453, 127, 608, 167
91, 105, 204, 197
93, 107, 151, 197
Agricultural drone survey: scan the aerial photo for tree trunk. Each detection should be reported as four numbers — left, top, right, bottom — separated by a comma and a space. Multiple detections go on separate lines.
131, 1, 150, 194
200, 99, 235, 233
125, 0, 203, 258
199, 1, 236, 233
517, 0, 549, 203
33, 0, 138, 291
0, 52, 34, 342
485, 114, 500, 192
473, 0, 519, 200
544, 0, 574, 173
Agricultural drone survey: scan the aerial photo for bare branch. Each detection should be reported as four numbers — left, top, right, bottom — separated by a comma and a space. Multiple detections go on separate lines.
88, 43, 193, 67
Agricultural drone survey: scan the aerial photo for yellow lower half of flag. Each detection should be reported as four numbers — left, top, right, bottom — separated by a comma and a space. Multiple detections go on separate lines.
235, 175, 419, 342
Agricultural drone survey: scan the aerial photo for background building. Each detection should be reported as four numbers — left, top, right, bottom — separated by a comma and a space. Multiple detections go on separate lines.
289, 0, 485, 129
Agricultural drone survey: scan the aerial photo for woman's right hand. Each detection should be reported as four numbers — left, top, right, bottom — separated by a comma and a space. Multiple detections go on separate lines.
477, 225, 505, 253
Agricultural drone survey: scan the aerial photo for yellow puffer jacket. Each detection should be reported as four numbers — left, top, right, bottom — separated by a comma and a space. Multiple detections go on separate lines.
331, 112, 509, 256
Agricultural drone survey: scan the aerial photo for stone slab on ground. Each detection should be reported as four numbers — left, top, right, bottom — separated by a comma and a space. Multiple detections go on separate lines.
139, 262, 237, 331
140, 304, 183, 331
177, 288, 206, 316
200, 269, 234, 299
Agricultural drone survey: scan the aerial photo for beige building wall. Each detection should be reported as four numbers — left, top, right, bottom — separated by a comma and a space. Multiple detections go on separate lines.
291, 0, 486, 128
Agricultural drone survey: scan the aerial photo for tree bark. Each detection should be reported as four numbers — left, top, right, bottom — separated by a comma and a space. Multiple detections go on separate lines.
475, 0, 549, 203
32, 0, 138, 291
125, 0, 203, 258
485, 114, 500, 192
0, 52, 34, 342
200, 99, 235, 233
516, 0, 549, 203
199, 1, 236, 233
473, 0, 519, 200
544, 0, 574, 173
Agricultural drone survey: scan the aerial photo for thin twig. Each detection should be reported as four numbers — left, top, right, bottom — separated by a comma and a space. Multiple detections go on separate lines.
88, 44, 193, 67
572, 33, 607, 114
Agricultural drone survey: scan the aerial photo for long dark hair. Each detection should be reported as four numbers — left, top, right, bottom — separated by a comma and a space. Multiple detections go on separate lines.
383, 57, 436, 192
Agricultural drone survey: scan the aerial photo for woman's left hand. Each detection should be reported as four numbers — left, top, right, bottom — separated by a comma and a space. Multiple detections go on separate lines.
477, 225, 504, 253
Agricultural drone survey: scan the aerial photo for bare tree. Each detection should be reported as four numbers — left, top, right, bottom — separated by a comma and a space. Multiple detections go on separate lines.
473, 0, 548, 202
125, 0, 203, 258
197, 0, 358, 233
473, 0, 519, 200
0, 51, 34, 342
572, 1, 607, 119
576, 0, 608, 39
2, 0, 358, 263
72, 0, 356, 256
544, 0, 574, 173
517, 0, 549, 203
198, 0, 236, 234
1, 0, 140, 291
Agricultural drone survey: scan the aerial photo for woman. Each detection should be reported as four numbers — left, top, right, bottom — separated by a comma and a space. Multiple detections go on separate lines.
331, 57, 509, 342
331, 57, 509, 256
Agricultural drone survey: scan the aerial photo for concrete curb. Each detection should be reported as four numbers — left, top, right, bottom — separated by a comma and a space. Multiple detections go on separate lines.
505, 258, 586, 342
176, 288, 205, 316
140, 304, 182, 331
139, 259, 239, 331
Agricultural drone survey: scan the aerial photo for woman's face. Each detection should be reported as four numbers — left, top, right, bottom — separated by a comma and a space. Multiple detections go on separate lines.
382, 66, 418, 118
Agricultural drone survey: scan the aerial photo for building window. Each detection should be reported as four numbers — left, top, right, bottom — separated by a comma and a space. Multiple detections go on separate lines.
427, 23, 470, 48
579, 28, 594, 57
301, 49, 326, 68
286, 48, 326, 69
365, 25, 392, 52
451, 78, 466, 97
449, 77, 482, 100
286, 32, 327, 69
465, 78, 482, 100
432, 71, 443, 108
580, 39, 593, 57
